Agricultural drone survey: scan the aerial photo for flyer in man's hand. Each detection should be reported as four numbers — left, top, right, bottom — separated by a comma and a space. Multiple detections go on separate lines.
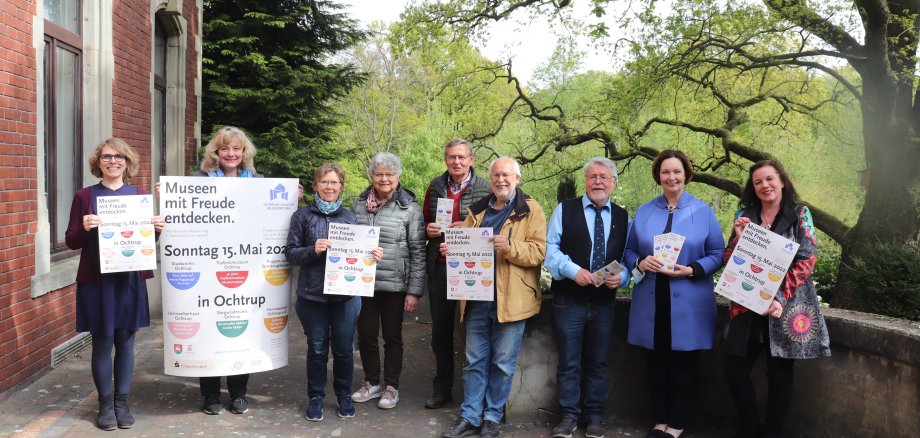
435, 198, 454, 233
591, 260, 625, 287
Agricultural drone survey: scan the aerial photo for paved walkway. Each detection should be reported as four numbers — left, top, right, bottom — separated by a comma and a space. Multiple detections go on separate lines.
0, 310, 726, 438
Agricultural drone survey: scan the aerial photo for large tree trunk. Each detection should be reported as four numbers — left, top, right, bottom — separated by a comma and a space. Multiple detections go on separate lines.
833, 59, 920, 308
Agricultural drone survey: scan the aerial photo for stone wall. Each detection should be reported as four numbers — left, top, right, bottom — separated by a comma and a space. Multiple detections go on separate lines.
506, 298, 920, 437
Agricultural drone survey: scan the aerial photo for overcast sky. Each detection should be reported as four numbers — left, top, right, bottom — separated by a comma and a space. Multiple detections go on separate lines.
340, 0, 624, 86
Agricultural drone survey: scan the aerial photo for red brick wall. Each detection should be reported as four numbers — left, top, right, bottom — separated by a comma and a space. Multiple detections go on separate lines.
0, 0, 73, 395
0, 0, 200, 395
112, 1, 153, 189
183, 0, 201, 173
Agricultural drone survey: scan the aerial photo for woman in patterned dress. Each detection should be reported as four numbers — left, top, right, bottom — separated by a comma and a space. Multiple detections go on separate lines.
721, 160, 831, 438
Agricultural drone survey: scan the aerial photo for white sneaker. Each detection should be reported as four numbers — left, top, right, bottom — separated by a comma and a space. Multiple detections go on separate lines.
377, 385, 399, 409
351, 380, 382, 402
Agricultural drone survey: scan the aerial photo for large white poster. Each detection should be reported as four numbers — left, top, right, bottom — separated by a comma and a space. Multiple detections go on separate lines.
716, 222, 800, 314
159, 176, 298, 377
97, 194, 157, 273
324, 223, 380, 297
445, 228, 494, 301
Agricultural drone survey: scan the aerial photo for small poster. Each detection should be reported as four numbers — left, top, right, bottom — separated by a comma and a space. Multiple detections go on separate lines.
716, 222, 800, 314
97, 194, 157, 273
324, 223, 380, 297
592, 260, 625, 287
654, 232, 685, 271
445, 228, 494, 301
436, 198, 454, 232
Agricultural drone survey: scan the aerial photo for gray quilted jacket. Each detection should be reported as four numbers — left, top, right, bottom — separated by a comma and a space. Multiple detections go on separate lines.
352, 186, 426, 296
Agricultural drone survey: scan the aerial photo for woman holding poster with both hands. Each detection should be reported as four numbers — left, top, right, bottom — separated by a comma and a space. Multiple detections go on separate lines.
721, 160, 830, 438
284, 163, 382, 422
623, 149, 725, 438
66, 138, 166, 430
157, 126, 304, 415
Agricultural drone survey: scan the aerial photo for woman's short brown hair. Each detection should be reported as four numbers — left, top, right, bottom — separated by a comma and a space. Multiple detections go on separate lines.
88, 138, 140, 181
651, 149, 693, 185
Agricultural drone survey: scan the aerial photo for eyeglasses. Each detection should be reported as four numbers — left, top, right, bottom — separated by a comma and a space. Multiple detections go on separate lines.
446, 154, 470, 162
373, 173, 397, 180
100, 154, 126, 162
587, 174, 614, 182
317, 180, 342, 187
491, 172, 516, 180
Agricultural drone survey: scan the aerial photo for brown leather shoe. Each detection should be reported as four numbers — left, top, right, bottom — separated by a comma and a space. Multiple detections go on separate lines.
425, 392, 453, 409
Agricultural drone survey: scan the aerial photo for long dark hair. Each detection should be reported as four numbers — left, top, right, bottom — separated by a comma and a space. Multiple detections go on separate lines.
740, 160, 799, 209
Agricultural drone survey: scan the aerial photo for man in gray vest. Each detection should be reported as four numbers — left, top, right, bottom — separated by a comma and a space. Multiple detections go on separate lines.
544, 157, 631, 438
422, 139, 491, 409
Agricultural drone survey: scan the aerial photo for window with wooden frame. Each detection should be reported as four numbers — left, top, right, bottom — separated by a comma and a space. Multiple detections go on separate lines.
43, 0, 83, 255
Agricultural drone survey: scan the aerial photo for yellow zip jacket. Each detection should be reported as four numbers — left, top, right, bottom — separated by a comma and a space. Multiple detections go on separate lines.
459, 188, 547, 323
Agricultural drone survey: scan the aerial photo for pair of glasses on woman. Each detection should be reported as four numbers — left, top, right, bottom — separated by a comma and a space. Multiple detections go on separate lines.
100, 154, 126, 162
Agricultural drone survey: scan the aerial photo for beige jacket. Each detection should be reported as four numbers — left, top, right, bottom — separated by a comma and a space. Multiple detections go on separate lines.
459, 188, 546, 323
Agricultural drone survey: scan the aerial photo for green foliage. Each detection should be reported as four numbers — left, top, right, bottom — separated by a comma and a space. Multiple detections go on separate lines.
842, 242, 920, 321
813, 242, 841, 300
202, 0, 365, 180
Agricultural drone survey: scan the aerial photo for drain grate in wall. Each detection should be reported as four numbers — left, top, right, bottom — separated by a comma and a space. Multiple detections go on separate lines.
50, 332, 92, 368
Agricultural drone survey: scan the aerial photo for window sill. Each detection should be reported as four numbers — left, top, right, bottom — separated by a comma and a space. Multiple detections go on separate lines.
31, 257, 79, 298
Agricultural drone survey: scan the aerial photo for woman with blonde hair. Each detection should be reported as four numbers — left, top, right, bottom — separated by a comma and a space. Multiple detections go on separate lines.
191, 126, 260, 414
193, 126, 260, 177
66, 138, 166, 430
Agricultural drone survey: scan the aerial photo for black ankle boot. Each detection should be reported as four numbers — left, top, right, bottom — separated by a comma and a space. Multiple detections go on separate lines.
97, 394, 116, 431
114, 393, 135, 428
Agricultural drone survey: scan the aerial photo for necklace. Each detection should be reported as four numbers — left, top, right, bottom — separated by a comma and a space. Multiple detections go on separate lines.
666, 204, 678, 213
761, 212, 776, 229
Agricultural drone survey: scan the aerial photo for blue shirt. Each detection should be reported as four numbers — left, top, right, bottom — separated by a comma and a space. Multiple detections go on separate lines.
545, 195, 631, 285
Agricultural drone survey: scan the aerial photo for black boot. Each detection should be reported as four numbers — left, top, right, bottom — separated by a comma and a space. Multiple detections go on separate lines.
114, 393, 135, 429
97, 394, 117, 431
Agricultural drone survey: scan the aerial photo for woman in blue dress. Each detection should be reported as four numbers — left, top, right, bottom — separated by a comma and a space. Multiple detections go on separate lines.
624, 150, 725, 438
66, 138, 166, 430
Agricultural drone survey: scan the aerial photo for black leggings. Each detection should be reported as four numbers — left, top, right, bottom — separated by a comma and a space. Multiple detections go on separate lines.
91, 329, 136, 396
647, 348, 699, 429
200, 374, 250, 399
723, 343, 794, 437
649, 271, 699, 430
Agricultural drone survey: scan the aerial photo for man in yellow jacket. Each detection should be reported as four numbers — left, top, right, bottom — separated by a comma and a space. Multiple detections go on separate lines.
440, 157, 547, 438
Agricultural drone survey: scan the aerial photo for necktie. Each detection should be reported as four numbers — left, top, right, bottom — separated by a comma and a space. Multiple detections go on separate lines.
591, 204, 606, 272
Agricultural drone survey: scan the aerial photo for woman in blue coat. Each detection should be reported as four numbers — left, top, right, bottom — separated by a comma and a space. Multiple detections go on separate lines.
624, 150, 725, 438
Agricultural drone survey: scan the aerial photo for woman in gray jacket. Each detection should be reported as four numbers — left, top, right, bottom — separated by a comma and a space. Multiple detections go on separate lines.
350, 152, 426, 410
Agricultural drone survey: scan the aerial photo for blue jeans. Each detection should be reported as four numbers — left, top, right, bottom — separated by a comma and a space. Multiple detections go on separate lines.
295, 296, 361, 398
460, 301, 526, 426
552, 294, 615, 420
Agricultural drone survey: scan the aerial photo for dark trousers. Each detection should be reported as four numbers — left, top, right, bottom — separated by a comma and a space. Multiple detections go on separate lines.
723, 343, 795, 437
91, 328, 136, 396
552, 294, 616, 420
200, 374, 249, 399
357, 290, 406, 389
295, 296, 361, 399
428, 264, 458, 395
647, 348, 699, 429
648, 274, 699, 430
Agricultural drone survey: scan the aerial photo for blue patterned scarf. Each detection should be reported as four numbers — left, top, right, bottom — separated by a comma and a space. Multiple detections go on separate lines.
315, 196, 342, 215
